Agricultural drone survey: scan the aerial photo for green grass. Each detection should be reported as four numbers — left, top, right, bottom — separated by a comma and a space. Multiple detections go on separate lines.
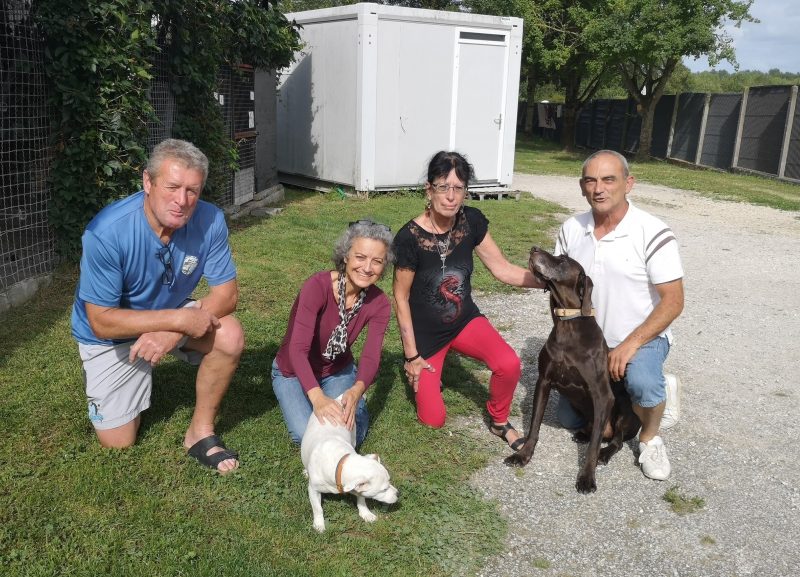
515, 134, 800, 212
0, 188, 559, 577
663, 485, 706, 516
5, 134, 785, 576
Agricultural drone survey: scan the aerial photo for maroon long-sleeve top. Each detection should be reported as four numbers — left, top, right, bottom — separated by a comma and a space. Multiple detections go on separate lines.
274, 270, 391, 394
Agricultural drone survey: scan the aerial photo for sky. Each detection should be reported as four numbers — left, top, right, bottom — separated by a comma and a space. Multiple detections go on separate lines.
683, 1, 800, 74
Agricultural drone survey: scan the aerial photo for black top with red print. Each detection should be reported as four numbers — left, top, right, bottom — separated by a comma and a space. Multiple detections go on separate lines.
393, 205, 489, 358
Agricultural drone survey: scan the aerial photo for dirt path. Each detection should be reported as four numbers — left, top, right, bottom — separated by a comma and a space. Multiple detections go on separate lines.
461, 174, 800, 577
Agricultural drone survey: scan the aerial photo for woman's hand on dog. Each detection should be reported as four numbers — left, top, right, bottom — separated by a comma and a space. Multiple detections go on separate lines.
340, 382, 366, 431
309, 388, 346, 427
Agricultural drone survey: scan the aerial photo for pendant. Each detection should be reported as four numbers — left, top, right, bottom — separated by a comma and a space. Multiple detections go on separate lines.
440, 254, 447, 275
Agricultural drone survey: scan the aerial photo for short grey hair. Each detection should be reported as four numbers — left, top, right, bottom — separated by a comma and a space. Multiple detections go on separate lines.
582, 149, 630, 177
146, 139, 209, 185
332, 220, 395, 278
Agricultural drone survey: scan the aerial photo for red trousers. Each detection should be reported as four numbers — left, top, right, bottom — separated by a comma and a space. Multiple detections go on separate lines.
416, 316, 521, 428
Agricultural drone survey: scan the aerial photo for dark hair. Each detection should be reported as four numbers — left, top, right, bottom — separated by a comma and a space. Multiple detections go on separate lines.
426, 151, 475, 186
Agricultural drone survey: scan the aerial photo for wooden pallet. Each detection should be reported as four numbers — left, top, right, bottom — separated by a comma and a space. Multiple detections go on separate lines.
469, 190, 521, 201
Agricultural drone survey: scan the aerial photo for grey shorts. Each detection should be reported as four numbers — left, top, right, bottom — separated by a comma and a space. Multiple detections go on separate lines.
79, 336, 204, 431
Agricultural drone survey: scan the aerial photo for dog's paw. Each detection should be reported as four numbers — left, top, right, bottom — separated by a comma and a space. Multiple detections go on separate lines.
313, 519, 326, 532
572, 431, 590, 444
359, 510, 377, 523
575, 475, 597, 494
503, 453, 530, 467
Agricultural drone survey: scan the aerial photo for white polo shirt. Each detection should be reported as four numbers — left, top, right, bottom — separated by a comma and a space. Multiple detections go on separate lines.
554, 201, 683, 348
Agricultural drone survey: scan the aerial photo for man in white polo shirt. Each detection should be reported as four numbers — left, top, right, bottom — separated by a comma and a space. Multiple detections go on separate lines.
555, 149, 684, 481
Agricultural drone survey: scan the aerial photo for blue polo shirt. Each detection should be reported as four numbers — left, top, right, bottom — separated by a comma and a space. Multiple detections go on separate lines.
71, 191, 236, 345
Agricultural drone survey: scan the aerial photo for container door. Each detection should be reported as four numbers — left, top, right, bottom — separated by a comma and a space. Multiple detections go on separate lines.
452, 30, 509, 184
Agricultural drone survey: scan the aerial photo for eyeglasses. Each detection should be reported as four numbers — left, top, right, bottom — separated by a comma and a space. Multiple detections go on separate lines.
156, 246, 174, 285
432, 183, 467, 195
348, 219, 391, 233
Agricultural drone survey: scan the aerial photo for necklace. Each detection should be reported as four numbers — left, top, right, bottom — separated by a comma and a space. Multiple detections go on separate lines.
429, 214, 453, 277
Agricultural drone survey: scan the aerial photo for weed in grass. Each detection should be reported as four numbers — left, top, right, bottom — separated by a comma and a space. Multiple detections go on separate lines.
701, 535, 717, 545
663, 485, 706, 515
532, 557, 551, 569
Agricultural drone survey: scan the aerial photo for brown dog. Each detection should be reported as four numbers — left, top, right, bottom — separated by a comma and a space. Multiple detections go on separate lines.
505, 247, 640, 493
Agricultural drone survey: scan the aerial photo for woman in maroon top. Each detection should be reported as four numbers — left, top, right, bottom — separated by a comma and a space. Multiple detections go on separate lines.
392, 152, 544, 450
272, 220, 393, 447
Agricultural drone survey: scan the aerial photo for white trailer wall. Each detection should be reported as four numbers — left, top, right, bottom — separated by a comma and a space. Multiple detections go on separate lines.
278, 3, 522, 192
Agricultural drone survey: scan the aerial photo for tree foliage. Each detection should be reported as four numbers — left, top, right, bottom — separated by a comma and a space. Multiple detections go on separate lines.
593, 0, 755, 159
34, 0, 300, 258
35, 0, 155, 258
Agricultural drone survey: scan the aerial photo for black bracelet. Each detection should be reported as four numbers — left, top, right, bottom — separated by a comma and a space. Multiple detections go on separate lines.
404, 353, 421, 363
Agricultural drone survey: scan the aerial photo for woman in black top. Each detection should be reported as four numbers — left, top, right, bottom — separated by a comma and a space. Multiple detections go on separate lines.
392, 151, 544, 450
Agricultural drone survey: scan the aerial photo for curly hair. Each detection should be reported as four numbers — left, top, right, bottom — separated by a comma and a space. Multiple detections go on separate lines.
332, 220, 395, 277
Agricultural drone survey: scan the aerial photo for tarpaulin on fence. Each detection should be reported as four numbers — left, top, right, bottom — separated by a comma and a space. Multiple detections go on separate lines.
737, 85, 791, 176
783, 93, 800, 181
671, 93, 705, 163
699, 93, 741, 170
650, 95, 675, 159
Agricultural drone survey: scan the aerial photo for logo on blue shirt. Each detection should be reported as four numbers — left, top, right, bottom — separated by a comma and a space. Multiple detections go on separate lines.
181, 255, 199, 275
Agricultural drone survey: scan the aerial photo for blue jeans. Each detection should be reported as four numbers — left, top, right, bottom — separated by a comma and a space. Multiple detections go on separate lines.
271, 359, 369, 447
556, 336, 670, 429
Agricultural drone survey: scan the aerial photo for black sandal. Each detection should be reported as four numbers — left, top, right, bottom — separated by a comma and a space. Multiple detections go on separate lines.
187, 434, 239, 472
489, 421, 525, 451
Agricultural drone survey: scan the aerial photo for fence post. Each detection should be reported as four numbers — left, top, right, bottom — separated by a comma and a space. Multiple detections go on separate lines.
695, 93, 711, 166
666, 93, 680, 158
778, 85, 798, 179
732, 87, 749, 169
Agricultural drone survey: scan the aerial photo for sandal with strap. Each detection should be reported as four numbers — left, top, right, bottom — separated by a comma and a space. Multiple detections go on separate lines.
489, 421, 525, 452
187, 434, 239, 472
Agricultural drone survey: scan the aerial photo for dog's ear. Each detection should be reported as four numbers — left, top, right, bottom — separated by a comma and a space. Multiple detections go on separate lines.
344, 477, 370, 494
581, 272, 594, 316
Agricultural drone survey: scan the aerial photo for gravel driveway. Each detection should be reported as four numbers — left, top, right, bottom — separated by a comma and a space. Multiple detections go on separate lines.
459, 173, 800, 577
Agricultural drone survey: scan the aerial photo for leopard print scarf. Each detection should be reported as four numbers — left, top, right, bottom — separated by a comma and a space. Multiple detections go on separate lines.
323, 272, 366, 360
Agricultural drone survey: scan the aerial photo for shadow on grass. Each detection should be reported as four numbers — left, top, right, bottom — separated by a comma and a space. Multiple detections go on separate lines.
0, 265, 78, 369
141, 342, 281, 440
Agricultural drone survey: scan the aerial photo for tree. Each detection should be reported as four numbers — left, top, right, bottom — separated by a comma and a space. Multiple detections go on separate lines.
595, 0, 754, 160
469, 1, 612, 150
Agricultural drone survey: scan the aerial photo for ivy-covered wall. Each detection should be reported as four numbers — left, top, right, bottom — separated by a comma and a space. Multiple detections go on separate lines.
32, 0, 300, 258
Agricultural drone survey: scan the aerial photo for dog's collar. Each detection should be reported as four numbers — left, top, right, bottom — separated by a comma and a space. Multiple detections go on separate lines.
554, 307, 596, 319
335, 453, 350, 494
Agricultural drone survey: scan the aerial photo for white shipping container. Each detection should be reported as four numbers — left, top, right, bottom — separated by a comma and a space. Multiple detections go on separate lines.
277, 2, 523, 192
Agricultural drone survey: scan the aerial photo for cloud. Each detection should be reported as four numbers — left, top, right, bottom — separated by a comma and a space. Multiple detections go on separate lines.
684, 1, 800, 73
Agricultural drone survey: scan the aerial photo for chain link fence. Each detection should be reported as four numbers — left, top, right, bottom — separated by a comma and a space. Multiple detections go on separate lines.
2, 2, 261, 307
1, 0, 54, 295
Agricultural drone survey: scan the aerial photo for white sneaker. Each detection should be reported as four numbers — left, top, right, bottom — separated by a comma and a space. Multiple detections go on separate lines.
660, 373, 681, 430
638, 436, 671, 480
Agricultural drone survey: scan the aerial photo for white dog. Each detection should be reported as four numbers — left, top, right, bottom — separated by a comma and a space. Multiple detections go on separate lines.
300, 396, 399, 532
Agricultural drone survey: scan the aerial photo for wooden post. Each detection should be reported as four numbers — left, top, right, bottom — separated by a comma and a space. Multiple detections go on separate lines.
695, 93, 711, 166
778, 85, 798, 179
732, 87, 749, 169
666, 93, 680, 159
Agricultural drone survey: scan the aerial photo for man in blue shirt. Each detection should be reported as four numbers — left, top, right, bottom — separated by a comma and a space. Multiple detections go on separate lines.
71, 139, 244, 474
